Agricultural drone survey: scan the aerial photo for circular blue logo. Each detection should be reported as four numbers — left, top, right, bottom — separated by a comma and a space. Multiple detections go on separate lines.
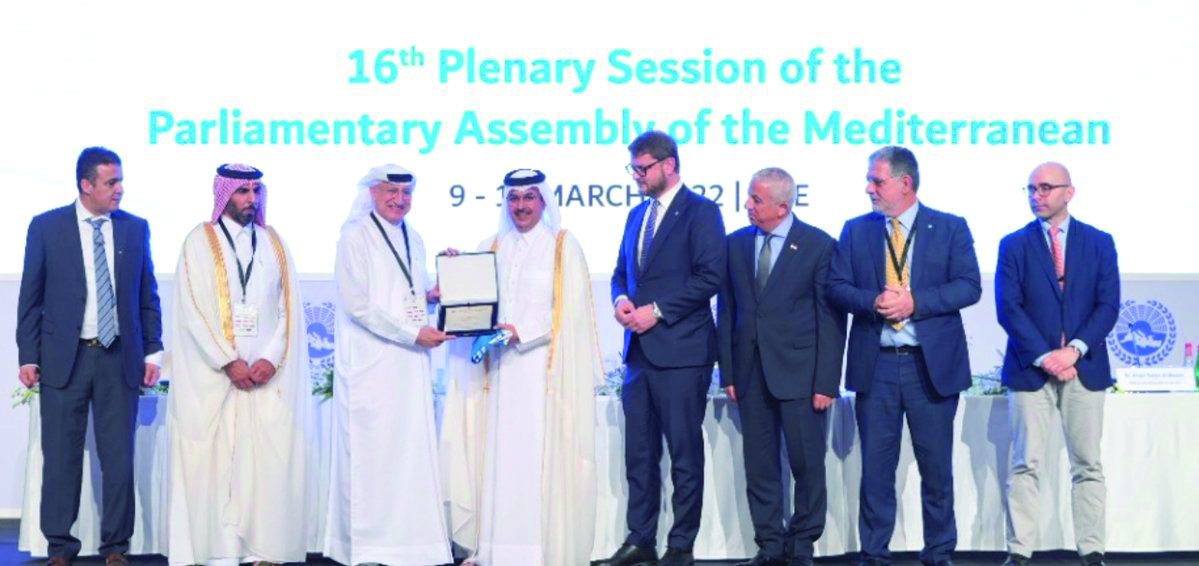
1106, 299, 1176, 366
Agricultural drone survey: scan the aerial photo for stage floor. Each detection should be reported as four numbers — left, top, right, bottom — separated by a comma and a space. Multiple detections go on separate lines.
3, 520, 1197, 566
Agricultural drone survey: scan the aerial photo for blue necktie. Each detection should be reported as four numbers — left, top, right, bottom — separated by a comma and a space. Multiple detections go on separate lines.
86, 218, 117, 348
639, 199, 659, 269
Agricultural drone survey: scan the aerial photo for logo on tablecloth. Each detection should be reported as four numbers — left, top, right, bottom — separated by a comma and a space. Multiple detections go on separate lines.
1107, 299, 1176, 366
304, 301, 336, 370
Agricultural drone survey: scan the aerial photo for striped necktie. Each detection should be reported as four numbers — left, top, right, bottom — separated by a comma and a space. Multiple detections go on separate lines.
1050, 225, 1065, 290
86, 218, 117, 348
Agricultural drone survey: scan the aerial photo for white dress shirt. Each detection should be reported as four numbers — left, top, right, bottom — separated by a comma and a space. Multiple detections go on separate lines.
76, 198, 117, 340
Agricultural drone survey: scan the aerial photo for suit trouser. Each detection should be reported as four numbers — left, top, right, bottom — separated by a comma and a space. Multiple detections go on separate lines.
739, 349, 828, 561
1005, 377, 1105, 558
856, 348, 958, 565
39, 338, 138, 558
621, 337, 710, 550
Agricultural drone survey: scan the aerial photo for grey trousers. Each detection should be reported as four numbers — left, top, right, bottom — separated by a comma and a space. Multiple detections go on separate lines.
1005, 377, 1105, 557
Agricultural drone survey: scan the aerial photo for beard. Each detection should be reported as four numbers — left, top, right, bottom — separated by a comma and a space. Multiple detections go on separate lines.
225, 202, 257, 225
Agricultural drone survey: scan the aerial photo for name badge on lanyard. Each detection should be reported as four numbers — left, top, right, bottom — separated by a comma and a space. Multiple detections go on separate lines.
404, 294, 427, 326
219, 219, 260, 337
233, 303, 259, 337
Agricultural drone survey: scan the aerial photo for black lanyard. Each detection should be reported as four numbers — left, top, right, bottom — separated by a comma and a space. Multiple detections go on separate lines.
217, 218, 256, 302
369, 212, 415, 295
884, 221, 916, 284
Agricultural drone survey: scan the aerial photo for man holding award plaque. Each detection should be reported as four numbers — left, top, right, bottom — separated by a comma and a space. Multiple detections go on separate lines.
441, 169, 603, 566
326, 164, 454, 566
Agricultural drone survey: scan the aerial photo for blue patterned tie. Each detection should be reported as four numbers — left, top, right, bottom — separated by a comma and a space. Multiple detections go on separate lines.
86, 218, 117, 348
639, 199, 659, 269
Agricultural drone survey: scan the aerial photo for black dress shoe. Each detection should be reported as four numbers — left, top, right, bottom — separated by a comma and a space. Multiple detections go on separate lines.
788, 557, 815, 566
858, 559, 888, 566
734, 553, 787, 566
659, 547, 694, 566
1002, 553, 1030, 566
601, 542, 658, 566
1081, 552, 1105, 566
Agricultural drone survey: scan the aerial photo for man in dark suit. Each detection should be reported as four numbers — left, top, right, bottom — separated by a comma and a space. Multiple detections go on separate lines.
717, 167, 846, 566
995, 163, 1118, 566
16, 147, 163, 566
827, 146, 980, 566
603, 131, 725, 566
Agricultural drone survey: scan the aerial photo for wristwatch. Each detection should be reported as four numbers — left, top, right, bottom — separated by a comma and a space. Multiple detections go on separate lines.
652, 302, 663, 320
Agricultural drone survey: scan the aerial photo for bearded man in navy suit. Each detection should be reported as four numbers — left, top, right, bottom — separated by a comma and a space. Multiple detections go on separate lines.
17, 147, 163, 566
827, 146, 981, 566
602, 131, 725, 566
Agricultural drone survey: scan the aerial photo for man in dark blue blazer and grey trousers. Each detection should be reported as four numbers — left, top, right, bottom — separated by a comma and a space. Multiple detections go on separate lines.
995, 163, 1118, 566
603, 131, 725, 566
827, 147, 981, 566
16, 147, 163, 566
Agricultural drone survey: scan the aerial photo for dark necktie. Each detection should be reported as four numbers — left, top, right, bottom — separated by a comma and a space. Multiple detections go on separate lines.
757, 232, 774, 292
639, 199, 659, 269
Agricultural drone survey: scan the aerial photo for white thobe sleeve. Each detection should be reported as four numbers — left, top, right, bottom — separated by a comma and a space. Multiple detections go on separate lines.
258, 283, 290, 367
336, 228, 419, 346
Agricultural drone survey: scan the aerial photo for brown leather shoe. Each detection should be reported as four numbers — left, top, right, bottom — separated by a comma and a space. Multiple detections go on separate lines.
45, 556, 71, 566
104, 552, 130, 566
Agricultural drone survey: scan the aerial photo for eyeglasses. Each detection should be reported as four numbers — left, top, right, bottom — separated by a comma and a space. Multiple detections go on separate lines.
1024, 183, 1069, 196
626, 157, 666, 177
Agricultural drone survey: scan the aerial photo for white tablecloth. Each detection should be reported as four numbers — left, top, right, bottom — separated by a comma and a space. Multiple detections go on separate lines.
21, 393, 1199, 558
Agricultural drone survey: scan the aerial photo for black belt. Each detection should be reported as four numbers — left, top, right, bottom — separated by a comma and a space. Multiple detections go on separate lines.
880, 345, 921, 355
81, 337, 118, 349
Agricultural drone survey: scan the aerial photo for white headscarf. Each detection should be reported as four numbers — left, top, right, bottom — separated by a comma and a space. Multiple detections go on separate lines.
497, 168, 560, 238
342, 164, 416, 234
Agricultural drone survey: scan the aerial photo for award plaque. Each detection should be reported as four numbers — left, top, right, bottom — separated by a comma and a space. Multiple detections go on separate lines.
436, 252, 499, 336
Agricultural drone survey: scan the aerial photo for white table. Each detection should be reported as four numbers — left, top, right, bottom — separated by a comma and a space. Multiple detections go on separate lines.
21, 393, 1199, 558
593, 393, 1199, 559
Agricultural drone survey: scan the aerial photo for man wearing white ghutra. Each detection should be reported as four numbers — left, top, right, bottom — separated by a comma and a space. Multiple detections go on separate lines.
326, 164, 454, 566
441, 169, 603, 566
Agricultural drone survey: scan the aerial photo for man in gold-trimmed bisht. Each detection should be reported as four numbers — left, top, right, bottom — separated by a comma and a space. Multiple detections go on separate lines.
166, 163, 308, 566
441, 168, 604, 566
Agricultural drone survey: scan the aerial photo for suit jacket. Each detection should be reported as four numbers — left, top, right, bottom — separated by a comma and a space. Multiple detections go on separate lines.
827, 204, 981, 397
611, 186, 725, 368
16, 203, 163, 389
995, 218, 1119, 391
717, 216, 847, 400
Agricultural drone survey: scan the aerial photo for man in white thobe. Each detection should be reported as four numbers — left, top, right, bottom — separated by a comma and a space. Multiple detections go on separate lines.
167, 163, 309, 566
441, 169, 603, 566
325, 164, 454, 566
